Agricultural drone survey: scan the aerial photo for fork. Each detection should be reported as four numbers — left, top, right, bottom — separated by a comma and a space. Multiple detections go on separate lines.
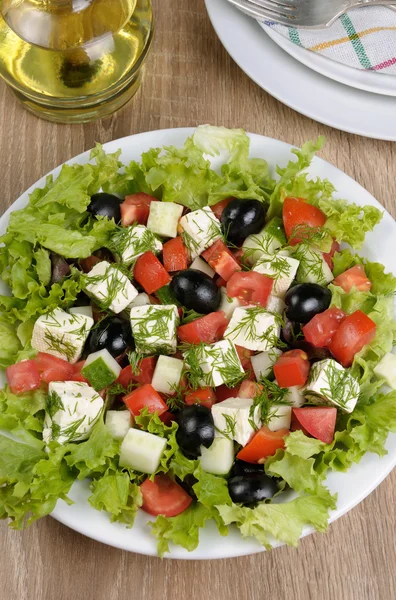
227, 0, 396, 28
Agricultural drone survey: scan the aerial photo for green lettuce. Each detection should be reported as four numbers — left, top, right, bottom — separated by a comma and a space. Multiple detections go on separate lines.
0, 386, 45, 448
88, 470, 142, 527
333, 249, 396, 295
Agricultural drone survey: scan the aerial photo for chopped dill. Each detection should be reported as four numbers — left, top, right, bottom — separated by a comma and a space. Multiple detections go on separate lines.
109, 223, 160, 265
215, 413, 238, 441
248, 379, 291, 430
183, 341, 246, 390
225, 306, 284, 350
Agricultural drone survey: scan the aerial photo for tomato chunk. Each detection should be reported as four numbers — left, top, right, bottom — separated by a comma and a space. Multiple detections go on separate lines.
293, 407, 337, 444
303, 308, 346, 348
118, 356, 157, 389
235, 345, 253, 376
323, 240, 340, 271
177, 311, 228, 345
211, 197, 233, 220
133, 251, 171, 294
34, 352, 74, 384
237, 426, 289, 463
140, 474, 192, 517
79, 255, 102, 273
238, 380, 263, 398
6, 360, 41, 395
283, 197, 326, 245
215, 384, 241, 402
184, 388, 217, 408
202, 240, 241, 282
333, 265, 372, 293
123, 383, 167, 416
328, 310, 377, 367
227, 271, 273, 307
162, 237, 188, 272
273, 350, 310, 388
69, 360, 89, 383
120, 192, 155, 226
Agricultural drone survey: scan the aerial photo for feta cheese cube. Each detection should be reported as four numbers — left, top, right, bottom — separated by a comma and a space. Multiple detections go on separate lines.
267, 405, 292, 432
69, 306, 93, 320
151, 355, 184, 394
183, 340, 244, 387
147, 201, 184, 238
43, 381, 104, 444
119, 427, 168, 474
304, 359, 359, 413
130, 304, 179, 354
374, 352, 396, 389
282, 385, 306, 408
84, 261, 138, 314
113, 224, 163, 266
211, 397, 261, 446
254, 251, 300, 298
251, 349, 282, 380
219, 287, 241, 319
190, 256, 215, 278
224, 306, 280, 352
32, 308, 93, 364
105, 410, 133, 440
294, 244, 334, 286
179, 207, 222, 259
266, 295, 286, 315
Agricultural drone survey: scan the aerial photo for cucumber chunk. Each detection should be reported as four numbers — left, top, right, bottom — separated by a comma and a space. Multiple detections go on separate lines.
82, 349, 122, 390
105, 410, 133, 440
199, 436, 235, 475
119, 428, 167, 473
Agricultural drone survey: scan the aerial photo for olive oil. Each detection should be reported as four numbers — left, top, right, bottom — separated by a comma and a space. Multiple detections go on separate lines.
0, 0, 153, 122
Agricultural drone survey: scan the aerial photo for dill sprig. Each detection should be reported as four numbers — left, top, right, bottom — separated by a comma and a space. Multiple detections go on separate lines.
183, 341, 246, 390
46, 391, 65, 418
289, 223, 332, 252
127, 350, 145, 376
83, 263, 132, 312
225, 306, 284, 349
109, 223, 160, 264
130, 305, 178, 354
44, 329, 78, 362
180, 212, 222, 257
306, 360, 357, 410
293, 243, 330, 285
166, 382, 186, 412
215, 413, 238, 441
249, 379, 291, 430
255, 252, 293, 283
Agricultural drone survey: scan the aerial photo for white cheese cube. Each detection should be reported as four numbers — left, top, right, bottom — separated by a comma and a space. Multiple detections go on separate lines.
119, 428, 167, 474
281, 384, 306, 408
114, 224, 163, 266
129, 292, 151, 309
211, 397, 261, 446
105, 410, 133, 440
179, 207, 222, 259
130, 304, 179, 354
251, 349, 282, 380
374, 353, 396, 389
304, 359, 359, 413
266, 295, 286, 315
224, 306, 280, 352
242, 228, 283, 266
69, 306, 93, 320
43, 381, 104, 444
200, 436, 235, 475
151, 355, 184, 394
84, 261, 138, 314
219, 287, 241, 319
147, 201, 184, 238
190, 256, 215, 278
32, 308, 94, 364
183, 340, 244, 388
267, 405, 292, 432
295, 244, 334, 286
254, 251, 300, 298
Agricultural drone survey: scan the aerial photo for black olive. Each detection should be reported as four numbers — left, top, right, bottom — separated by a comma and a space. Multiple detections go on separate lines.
230, 460, 265, 478
280, 318, 302, 345
85, 317, 134, 358
175, 474, 198, 501
50, 253, 71, 284
228, 474, 278, 505
176, 405, 215, 459
87, 193, 122, 222
285, 283, 331, 324
170, 270, 221, 314
221, 199, 266, 246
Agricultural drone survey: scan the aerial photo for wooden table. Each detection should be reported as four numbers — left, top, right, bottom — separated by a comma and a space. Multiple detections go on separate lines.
1, 1, 395, 599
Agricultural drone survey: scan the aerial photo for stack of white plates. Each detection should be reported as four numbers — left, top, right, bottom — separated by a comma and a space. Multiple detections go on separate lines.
205, 0, 396, 140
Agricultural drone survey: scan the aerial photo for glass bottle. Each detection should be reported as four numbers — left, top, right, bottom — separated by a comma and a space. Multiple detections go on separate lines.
0, 0, 154, 123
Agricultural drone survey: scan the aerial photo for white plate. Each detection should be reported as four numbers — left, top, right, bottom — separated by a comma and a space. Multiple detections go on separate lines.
1, 128, 396, 559
205, 0, 396, 140
262, 24, 396, 97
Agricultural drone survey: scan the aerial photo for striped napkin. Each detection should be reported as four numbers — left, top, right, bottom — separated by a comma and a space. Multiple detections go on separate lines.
265, 6, 396, 74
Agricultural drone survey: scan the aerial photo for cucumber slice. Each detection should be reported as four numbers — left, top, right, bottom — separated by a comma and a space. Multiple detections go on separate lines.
251, 349, 282, 380
374, 353, 396, 389
294, 244, 333, 286
199, 436, 235, 475
190, 257, 215, 278
151, 355, 184, 394
119, 428, 167, 473
147, 201, 184, 238
243, 218, 286, 265
82, 349, 122, 390
105, 410, 133, 440
69, 306, 93, 319
267, 404, 292, 432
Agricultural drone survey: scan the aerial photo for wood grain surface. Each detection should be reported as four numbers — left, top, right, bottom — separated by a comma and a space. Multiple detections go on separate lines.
0, 1, 395, 599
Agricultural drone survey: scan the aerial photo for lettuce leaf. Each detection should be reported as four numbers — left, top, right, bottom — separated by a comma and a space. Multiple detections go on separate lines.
0, 387, 45, 448
88, 470, 142, 527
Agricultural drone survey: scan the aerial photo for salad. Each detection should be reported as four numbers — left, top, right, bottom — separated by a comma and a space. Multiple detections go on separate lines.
0, 125, 395, 557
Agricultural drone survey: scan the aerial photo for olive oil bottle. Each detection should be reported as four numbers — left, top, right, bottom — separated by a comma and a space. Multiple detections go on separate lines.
0, 0, 153, 123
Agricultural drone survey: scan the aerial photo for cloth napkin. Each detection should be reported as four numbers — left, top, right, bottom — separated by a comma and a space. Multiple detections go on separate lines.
265, 6, 396, 74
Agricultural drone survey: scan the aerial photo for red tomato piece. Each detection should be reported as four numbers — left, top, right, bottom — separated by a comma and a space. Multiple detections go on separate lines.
118, 357, 157, 388
226, 271, 273, 307
273, 350, 310, 388
237, 426, 289, 463
120, 192, 155, 226
159, 411, 176, 426
123, 383, 167, 416
290, 411, 309, 435
323, 240, 340, 271
177, 311, 228, 345
211, 197, 234, 220
162, 237, 188, 272
133, 251, 171, 294
35, 352, 74, 384
215, 384, 241, 402
293, 407, 337, 444
202, 240, 241, 282
69, 361, 89, 383
328, 310, 377, 367
79, 255, 102, 273
235, 345, 254, 375
303, 307, 346, 348
333, 265, 372, 294
216, 277, 227, 288
184, 388, 217, 408
6, 360, 41, 395
140, 474, 192, 517
238, 380, 263, 399
283, 197, 327, 245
